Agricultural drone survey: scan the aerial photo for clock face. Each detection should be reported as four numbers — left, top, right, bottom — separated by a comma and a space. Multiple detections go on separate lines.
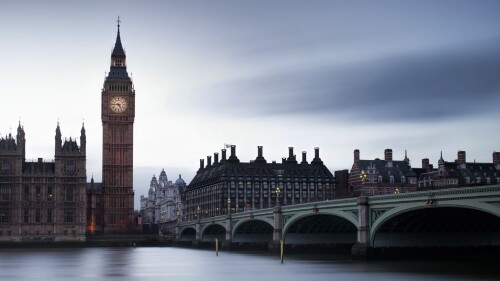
110, 96, 128, 113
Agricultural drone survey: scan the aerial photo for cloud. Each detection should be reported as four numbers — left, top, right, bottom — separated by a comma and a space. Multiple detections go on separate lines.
197, 39, 500, 122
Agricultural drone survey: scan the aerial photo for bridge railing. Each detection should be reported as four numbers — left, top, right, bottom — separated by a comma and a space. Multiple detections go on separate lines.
361, 186, 417, 196
181, 194, 357, 222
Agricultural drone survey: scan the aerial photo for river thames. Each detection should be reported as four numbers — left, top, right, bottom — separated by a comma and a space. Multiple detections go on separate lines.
0, 247, 499, 281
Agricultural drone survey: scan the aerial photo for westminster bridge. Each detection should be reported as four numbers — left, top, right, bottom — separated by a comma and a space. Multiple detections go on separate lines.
176, 185, 500, 258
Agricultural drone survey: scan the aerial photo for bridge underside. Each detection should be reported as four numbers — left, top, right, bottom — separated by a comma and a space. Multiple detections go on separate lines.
374, 207, 500, 247
202, 224, 225, 242
285, 214, 357, 245
234, 220, 273, 243
180, 228, 196, 242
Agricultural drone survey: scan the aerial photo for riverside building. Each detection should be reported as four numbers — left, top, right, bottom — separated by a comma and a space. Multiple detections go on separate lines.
184, 145, 335, 221
0, 123, 87, 241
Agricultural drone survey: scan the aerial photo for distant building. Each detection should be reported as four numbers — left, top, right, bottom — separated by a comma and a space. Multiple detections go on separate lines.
0, 123, 86, 241
184, 145, 335, 221
419, 151, 500, 189
348, 149, 420, 196
334, 169, 350, 197
139, 169, 185, 232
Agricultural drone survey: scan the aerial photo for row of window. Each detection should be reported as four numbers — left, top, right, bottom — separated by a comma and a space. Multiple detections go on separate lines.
0, 208, 75, 224
0, 230, 78, 236
107, 83, 129, 92
0, 185, 79, 202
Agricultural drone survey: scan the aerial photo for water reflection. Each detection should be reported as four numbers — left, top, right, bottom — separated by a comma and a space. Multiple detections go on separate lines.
0, 247, 498, 281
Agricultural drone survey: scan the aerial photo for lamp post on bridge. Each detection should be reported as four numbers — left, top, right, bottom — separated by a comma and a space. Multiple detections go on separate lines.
276, 186, 281, 207
227, 198, 231, 215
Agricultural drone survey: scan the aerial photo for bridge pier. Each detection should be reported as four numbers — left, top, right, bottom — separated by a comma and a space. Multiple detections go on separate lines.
192, 220, 201, 248
269, 206, 283, 253
352, 196, 373, 260
221, 214, 233, 250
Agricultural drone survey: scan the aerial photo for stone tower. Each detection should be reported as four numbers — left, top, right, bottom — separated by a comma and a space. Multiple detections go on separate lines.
101, 18, 135, 233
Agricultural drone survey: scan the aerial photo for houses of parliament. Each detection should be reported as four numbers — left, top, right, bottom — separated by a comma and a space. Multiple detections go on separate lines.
0, 20, 135, 241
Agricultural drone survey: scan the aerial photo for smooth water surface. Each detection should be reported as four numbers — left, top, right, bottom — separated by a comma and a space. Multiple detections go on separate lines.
0, 247, 498, 281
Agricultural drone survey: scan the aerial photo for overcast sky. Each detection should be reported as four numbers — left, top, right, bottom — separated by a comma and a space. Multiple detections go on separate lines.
1, 0, 499, 208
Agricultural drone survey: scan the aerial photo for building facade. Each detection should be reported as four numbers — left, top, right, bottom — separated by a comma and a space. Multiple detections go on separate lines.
419, 151, 500, 189
139, 170, 186, 230
0, 123, 86, 241
348, 149, 421, 196
184, 145, 335, 221
88, 20, 135, 234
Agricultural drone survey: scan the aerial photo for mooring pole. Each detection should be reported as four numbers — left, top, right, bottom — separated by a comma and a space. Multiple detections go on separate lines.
280, 240, 284, 263
216, 238, 219, 256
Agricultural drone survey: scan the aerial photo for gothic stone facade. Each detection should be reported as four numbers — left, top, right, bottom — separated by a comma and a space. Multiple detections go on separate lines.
139, 170, 186, 234
0, 124, 86, 241
87, 22, 135, 234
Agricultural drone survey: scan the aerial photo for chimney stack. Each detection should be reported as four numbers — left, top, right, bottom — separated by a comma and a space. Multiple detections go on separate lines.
221, 149, 227, 162
422, 158, 429, 171
207, 156, 212, 167
384, 149, 393, 162
287, 147, 297, 164
457, 151, 466, 164
312, 147, 323, 164
214, 152, 219, 164
282, 157, 286, 164
199, 159, 204, 170
301, 151, 308, 164
354, 149, 360, 163
228, 145, 240, 162
493, 152, 500, 170
255, 146, 267, 164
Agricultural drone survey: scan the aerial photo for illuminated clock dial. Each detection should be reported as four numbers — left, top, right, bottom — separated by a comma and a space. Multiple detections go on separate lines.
110, 96, 128, 113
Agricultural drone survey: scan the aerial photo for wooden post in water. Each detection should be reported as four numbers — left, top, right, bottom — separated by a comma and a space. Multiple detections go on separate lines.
216, 238, 219, 256
280, 240, 284, 263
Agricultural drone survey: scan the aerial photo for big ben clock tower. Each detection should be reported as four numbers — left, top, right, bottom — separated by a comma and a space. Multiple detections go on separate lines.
101, 18, 135, 233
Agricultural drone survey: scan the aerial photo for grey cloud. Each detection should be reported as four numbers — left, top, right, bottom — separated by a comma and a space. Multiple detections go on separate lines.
200, 39, 500, 122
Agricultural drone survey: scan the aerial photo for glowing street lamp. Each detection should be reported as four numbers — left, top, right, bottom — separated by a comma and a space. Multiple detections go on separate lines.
227, 198, 231, 214
360, 170, 367, 184
276, 186, 281, 207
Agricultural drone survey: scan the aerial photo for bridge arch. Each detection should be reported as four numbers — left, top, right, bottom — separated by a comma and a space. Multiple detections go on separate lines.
179, 227, 196, 242
232, 219, 274, 243
370, 202, 500, 247
201, 223, 226, 242
283, 213, 357, 245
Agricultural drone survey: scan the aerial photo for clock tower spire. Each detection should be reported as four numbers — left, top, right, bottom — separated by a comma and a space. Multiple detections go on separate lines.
96, 18, 135, 234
